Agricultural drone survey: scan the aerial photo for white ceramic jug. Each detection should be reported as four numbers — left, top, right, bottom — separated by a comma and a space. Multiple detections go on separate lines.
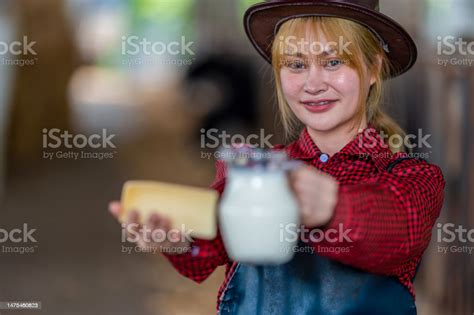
218, 148, 300, 264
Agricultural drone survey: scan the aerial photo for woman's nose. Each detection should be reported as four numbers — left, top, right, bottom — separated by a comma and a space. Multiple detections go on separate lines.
303, 64, 328, 94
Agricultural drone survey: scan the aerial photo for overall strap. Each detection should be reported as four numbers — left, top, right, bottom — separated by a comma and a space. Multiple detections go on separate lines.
386, 156, 426, 173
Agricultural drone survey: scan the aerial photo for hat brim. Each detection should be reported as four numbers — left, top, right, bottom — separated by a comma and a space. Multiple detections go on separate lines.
244, 1, 417, 77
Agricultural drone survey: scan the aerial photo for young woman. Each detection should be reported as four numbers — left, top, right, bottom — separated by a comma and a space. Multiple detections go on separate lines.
110, 0, 445, 314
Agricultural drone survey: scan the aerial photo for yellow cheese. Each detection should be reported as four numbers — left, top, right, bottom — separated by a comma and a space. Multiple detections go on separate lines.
120, 180, 219, 240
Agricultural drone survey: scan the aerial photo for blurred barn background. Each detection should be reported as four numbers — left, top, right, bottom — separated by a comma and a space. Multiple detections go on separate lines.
0, 0, 472, 314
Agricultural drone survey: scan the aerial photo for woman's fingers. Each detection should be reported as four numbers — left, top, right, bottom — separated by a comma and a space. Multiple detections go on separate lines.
119, 209, 189, 253
142, 213, 163, 248
126, 211, 151, 249
108, 201, 122, 219
146, 213, 159, 231
127, 210, 140, 225
148, 214, 181, 248
156, 214, 172, 234
288, 165, 339, 228
147, 213, 166, 232
125, 210, 141, 241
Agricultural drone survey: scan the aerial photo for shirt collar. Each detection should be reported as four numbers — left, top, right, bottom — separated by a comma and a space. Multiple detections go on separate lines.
290, 123, 392, 164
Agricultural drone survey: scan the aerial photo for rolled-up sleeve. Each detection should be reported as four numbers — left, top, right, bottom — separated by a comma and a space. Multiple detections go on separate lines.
163, 160, 230, 283
311, 158, 445, 294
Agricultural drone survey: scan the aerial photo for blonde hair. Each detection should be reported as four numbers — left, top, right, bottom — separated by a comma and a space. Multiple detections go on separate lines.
271, 16, 406, 153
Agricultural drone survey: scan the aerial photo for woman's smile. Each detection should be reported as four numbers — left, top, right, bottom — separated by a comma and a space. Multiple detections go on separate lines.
300, 99, 338, 113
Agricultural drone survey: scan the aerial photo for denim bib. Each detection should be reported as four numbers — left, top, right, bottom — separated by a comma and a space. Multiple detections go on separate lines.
218, 243, 416, 315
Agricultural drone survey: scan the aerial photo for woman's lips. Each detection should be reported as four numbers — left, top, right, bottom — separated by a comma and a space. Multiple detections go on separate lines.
301, 100, 337, 113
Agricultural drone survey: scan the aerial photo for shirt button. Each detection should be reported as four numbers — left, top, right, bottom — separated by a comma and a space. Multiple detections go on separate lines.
320, 153, 329, 163
191, 245, 200, 257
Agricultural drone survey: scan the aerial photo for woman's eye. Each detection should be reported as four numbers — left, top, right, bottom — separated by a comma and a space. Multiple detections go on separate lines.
325, 58, 343, 69
286, 60, 306, 71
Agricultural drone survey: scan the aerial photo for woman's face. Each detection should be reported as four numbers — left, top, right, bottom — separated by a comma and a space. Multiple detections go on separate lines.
280, 32, 375, 133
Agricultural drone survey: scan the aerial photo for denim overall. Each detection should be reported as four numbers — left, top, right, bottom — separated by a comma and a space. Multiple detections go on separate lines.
218, 157, 418, 315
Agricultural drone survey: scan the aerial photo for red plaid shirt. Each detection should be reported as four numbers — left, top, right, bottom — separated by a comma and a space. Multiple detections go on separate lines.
164, 124, 445, 311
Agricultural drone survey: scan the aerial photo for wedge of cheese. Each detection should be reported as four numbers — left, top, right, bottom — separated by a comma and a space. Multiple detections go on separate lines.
120, 180, 219, 240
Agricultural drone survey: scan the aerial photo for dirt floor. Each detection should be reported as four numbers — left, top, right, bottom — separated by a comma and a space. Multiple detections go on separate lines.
0, 97, 225, 315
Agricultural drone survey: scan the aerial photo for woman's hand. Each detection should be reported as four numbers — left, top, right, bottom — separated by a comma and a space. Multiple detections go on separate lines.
108, 201, 191, 255
289, 165, 339, 228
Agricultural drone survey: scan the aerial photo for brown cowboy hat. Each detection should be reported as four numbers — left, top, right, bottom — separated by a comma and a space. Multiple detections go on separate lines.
244, 0, 417, 77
